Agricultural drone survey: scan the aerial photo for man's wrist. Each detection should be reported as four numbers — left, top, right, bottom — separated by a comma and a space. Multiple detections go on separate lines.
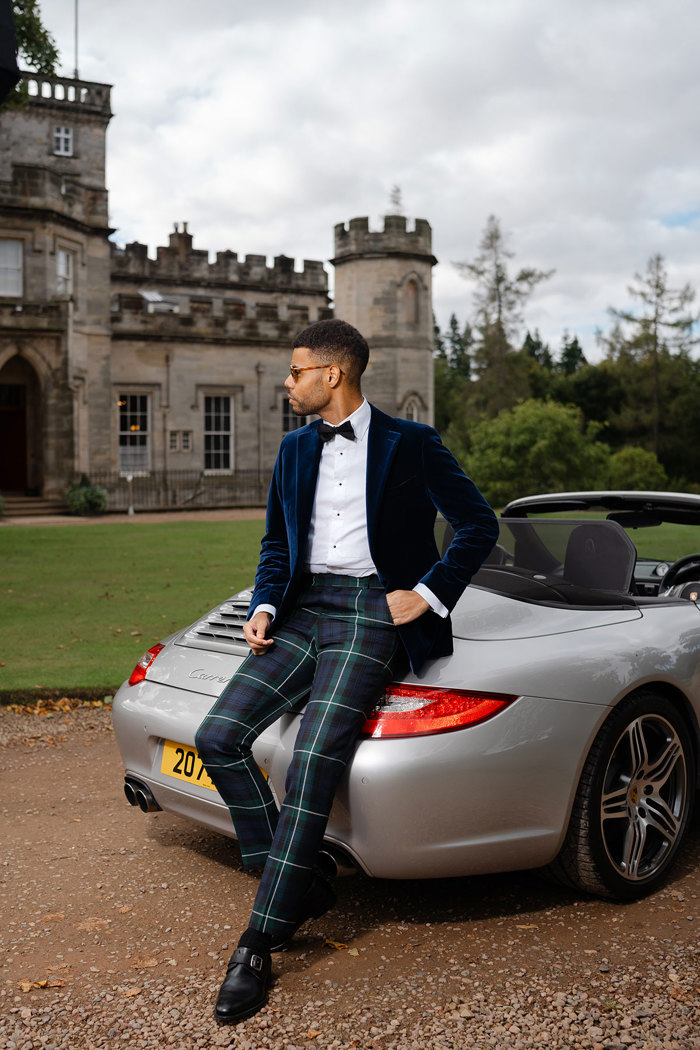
412, 583, 448, 619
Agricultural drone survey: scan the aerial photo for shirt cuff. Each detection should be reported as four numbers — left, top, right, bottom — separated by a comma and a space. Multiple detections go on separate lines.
252, 603, 276, 621
412, 583, 449, 619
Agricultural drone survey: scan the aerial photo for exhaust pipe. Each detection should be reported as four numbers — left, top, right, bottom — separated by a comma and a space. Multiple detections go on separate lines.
124, 777, 161, 812
317, 844, 359, 878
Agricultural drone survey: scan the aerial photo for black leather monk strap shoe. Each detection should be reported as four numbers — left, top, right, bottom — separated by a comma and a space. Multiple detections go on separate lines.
270, 873, 336, 952
213, 946, 271, 1024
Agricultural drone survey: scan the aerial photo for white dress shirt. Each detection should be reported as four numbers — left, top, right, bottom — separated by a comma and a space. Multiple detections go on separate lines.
254, 398, 447, 619
306, 398, 376, 575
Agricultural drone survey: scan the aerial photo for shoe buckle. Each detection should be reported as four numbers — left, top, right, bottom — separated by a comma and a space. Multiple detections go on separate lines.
250, 953, 263, 971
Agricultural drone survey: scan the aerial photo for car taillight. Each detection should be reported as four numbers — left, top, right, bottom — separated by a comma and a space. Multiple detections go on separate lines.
361, 684, 517, 738
128, 643, 165, 686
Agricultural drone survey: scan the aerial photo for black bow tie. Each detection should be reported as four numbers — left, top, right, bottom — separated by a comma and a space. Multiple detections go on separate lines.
318, 420, 355, 443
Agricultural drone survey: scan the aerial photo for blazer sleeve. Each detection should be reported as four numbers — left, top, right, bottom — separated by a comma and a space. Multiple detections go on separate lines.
416, 428, 498, 611
247, 449, 292, 618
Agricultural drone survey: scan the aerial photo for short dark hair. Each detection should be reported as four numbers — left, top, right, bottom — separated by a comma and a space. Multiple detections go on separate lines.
292, 318, 369, 383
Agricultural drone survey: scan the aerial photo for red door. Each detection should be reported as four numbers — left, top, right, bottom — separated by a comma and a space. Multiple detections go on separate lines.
0, 384, 28, 492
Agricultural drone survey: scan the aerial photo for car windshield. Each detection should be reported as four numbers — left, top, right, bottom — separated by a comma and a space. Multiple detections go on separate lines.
469, 518, 638, 607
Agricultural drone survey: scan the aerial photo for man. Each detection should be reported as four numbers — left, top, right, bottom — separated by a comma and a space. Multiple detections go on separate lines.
196, 318, 498, 1023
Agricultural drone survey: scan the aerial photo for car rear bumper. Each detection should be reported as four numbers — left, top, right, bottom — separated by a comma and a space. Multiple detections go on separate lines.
112, 679, 607, 879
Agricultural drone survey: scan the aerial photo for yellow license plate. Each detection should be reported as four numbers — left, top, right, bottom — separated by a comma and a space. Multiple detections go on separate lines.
160, 740, 217, 791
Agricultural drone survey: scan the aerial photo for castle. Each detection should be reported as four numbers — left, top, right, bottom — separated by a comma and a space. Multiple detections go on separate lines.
0, 73, 436, 510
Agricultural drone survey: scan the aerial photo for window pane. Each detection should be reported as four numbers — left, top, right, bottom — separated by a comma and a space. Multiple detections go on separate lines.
118, 392, 150, 472
0, 240, 23, 296
57, 249, 74, 295
204, 396, 232, 470
53, 125, 73, 156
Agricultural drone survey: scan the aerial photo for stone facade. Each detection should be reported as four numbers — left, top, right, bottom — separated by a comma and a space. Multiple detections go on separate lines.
0, 74, 436, 507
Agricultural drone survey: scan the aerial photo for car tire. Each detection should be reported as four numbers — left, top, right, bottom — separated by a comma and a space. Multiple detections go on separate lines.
548, 690, 696, 900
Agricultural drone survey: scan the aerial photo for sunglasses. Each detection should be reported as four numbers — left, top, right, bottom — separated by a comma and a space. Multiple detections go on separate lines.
288, 363, 344, 381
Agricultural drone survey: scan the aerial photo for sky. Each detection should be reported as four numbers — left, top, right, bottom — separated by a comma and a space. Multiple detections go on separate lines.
36, 0, 700, 359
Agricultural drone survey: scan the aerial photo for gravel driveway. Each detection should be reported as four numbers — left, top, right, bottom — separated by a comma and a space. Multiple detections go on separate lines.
1, 703, 698, 1050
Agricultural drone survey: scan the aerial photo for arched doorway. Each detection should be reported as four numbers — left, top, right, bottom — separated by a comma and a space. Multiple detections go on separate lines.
0, 355, 42, 494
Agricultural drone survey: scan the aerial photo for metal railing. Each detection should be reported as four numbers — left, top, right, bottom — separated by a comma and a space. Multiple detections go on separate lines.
79, 470, 269, 512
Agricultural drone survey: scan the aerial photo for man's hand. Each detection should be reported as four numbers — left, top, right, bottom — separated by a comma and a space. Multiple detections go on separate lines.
243, 611, 274, 655
385, 590, 430, 626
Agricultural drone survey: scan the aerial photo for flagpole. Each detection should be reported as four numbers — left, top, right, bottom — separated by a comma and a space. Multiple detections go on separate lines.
74, 0, 79, 79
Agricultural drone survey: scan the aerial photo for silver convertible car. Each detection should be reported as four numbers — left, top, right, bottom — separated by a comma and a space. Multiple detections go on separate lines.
112, 491, 700, 901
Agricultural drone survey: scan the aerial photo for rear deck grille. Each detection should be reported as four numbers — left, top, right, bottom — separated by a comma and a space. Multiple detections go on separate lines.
182, 591, 252, 653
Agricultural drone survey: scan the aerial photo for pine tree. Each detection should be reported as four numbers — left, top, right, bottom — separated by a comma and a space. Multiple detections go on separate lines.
558, 331, 587, 375
606, 253, 699, 454
453, 216, 553, 415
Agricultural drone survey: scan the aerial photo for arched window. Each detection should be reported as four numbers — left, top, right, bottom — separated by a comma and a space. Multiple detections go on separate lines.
404, 277, 419, 325
401, 395, 421, 422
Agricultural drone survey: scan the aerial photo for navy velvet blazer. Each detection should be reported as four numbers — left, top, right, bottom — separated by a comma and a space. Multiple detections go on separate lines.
249, 404, 498, 674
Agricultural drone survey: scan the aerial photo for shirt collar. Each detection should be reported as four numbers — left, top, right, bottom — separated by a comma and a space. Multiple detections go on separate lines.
334, 397, 370, 442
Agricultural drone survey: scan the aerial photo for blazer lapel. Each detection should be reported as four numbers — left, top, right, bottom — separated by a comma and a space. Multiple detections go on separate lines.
292, 425, 322, 570
366, 406, 401, 558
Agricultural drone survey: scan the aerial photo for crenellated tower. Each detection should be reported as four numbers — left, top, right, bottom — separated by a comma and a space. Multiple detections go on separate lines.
332, 215, 437, 424
0, 72, 113, 496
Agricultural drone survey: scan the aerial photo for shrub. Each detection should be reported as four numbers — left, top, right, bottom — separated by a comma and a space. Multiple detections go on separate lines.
0, 493, 4, 518
66, 475, 108, 516
463, 399, 610, 507
605, 446, 667, 490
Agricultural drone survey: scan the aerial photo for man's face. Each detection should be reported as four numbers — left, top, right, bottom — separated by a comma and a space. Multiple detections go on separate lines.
284, 346, 333, 416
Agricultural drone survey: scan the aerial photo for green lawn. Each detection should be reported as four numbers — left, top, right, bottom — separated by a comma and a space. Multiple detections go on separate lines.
1, 516, 697, 695
0, 521, 264, 693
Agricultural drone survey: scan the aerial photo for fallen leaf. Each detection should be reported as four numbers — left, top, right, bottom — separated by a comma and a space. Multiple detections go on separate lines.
131, 957, 159, 969
307, 1031, 321, 1039
118, 906, 132, 914
123, 988, 142, 997
515, 924, 538, 929
20, 981, 36, 992
47, 979, 65, 988
325, 939, 348, 951
43, 913, 65, 922
347, 948, 360, 957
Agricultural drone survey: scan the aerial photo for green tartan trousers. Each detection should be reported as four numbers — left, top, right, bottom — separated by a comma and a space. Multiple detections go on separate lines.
195, 574, 405, 942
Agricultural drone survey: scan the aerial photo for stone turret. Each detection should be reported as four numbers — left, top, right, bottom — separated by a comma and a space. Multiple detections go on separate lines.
0, 72, 113, 495
332, 215, 436, 424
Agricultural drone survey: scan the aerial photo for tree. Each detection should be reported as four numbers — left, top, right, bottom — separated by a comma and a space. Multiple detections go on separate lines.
3, 1, 58, 106
606, 253, 699, 455
605, 447, 667, 490
433, 312, 446, 358
522, 329, 553, 370
13, 0, 58, 72
462, 399, 610, 507
558, 331, 587, 375
433, 314, 473, 434
453, 216, 553, 415
445, 313, 472, 379
519, 329, 555, 400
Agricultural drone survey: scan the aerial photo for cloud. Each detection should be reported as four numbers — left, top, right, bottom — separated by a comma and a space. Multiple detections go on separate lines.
38, 0, 700, 357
